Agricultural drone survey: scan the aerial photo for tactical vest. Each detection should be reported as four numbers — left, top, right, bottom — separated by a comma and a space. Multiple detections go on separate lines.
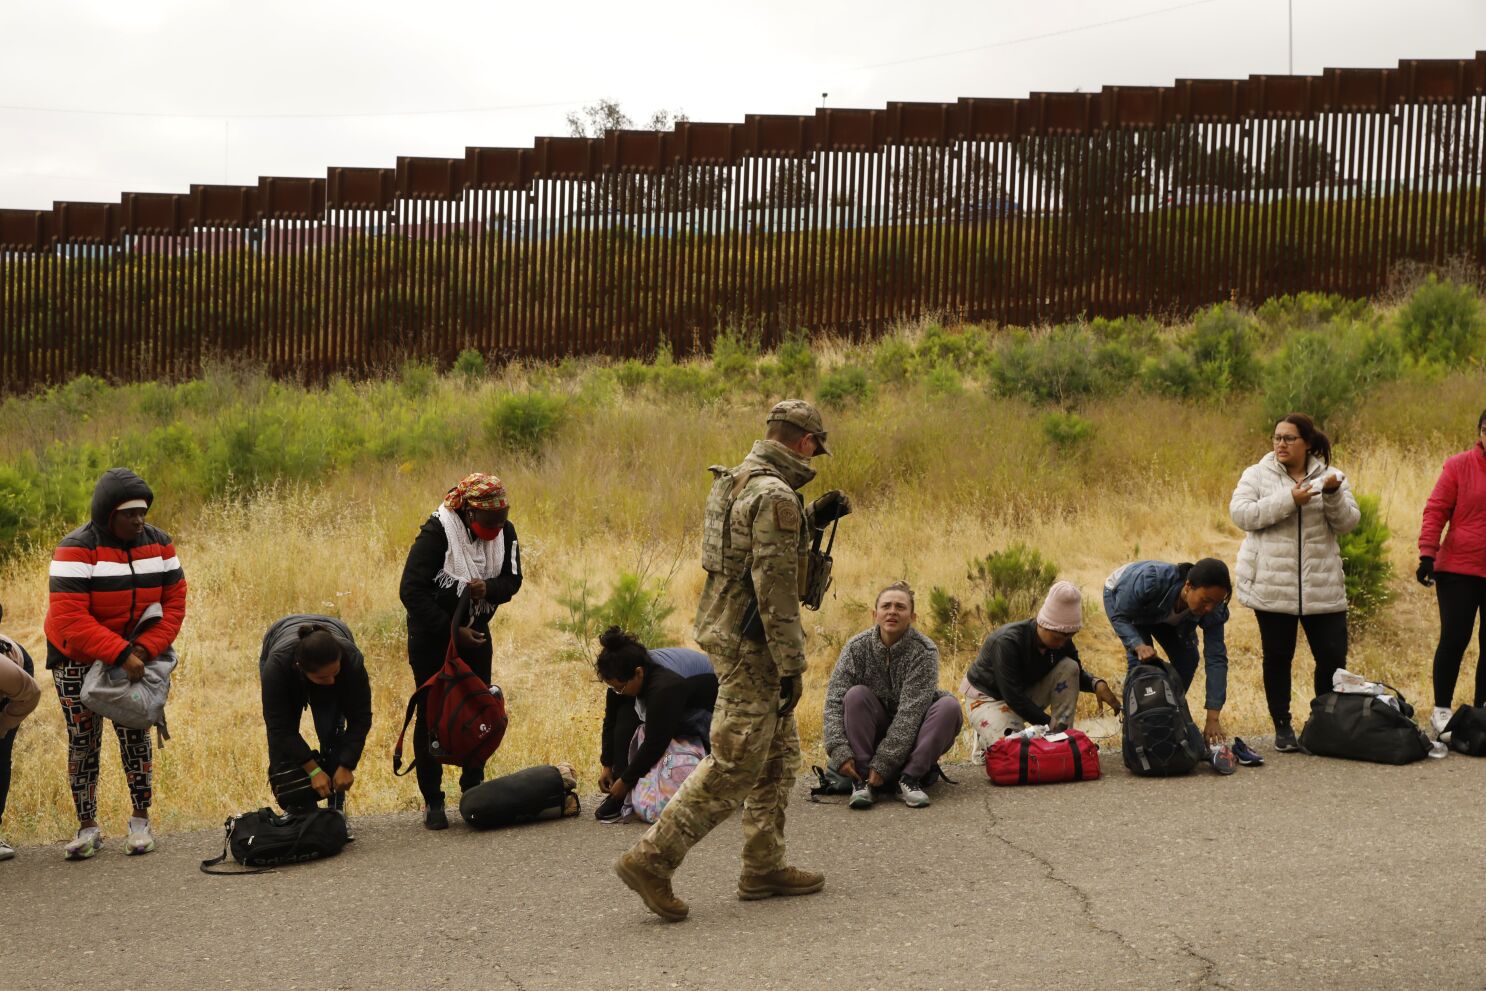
700, 464, 785, 581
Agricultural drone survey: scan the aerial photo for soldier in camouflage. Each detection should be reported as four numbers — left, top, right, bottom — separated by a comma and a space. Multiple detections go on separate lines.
615, 400, 851, 922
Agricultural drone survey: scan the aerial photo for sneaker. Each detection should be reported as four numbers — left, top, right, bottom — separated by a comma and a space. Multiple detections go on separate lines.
1273, 719, 1299, 753
848, 779, 874, 810
64, 826, 103, 861
737, 865, 825, 901
423, 803, 449, 831
1232, 738, 1265, 767
615, 850, 689, 922
0, 838, 13, 861
1209, 745, 1236, 775
897, 774, 931, 808
1431, 707, 1454, 738
125, 818, 156, 856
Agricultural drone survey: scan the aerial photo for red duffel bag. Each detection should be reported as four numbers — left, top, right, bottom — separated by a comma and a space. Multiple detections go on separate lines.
986, 729, 1100, 786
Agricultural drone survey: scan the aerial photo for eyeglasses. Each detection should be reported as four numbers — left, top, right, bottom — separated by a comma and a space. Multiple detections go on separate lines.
1272, 435, 1303, 445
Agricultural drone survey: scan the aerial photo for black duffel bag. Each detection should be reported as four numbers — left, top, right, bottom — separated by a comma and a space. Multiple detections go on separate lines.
201, 807, 350, 875
1299, 689, 1432, 765
1442, 705, 1486, 756
459, 765, 580, 829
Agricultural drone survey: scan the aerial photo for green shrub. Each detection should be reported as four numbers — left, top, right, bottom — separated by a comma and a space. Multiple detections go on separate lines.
554, 571, 677, 659
1189, 304, 1261, 394
915, 324, 990, 372
484, 390, 567, 455
614, 359, 651, 393
1395, 276, 1484, 365
453, 348, 487, 381
816, 365, 872, 409
1255, 292, 1370, 335
970, 543, 1059, 626
48, 375, 107, 416
1088, 315, 1161, 349
872, 337, 917, 384
927, 586, 971, 654
921, 364, 963, 397
760, 333, 818, 395
1339, 493, 1393, 623
711, 327, 759, 384
989, 326, 1103, 405
1040, 411, 1095, 451
0, 463, 44, 550
398, 359, 437, 399
1260, 320, 1402, 429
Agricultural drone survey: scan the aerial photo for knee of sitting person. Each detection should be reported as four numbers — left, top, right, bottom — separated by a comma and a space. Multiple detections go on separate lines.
1051, 656, 1080, 678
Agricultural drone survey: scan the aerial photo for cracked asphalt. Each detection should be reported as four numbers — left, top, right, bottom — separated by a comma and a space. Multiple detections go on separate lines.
5, 747, 1485, 991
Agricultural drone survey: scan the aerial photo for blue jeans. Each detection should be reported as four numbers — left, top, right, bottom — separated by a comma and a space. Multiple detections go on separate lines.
1122, 623, 1201, 693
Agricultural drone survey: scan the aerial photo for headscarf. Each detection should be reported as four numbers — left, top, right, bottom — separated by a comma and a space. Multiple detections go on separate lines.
442, 473, 509, 512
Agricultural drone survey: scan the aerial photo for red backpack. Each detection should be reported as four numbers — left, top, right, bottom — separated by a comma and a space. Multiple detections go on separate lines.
394, 598, 508, 775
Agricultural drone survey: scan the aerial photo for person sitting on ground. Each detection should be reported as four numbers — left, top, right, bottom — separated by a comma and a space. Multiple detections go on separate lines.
595, 627, 718, 822
821, 581, 962, 810
259, 616, 372, 817
1103, 557, 1238, 773
961, 581, 1120, 760
0, 602, 41, 862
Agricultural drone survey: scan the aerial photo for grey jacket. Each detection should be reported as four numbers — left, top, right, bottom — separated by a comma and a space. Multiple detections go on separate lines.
822, 626, 950, 779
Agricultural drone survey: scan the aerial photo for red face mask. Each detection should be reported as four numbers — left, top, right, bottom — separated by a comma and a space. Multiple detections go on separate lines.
469, 520, 502, 541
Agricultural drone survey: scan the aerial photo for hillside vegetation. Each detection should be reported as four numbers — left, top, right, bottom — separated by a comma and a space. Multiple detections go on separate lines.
0, 278, 1483, 845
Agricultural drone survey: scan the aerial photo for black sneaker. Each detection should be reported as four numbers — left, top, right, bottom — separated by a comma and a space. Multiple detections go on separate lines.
1273, 719, 1299, 753
1232, 737, 1265, 766
424, 803, 449, 830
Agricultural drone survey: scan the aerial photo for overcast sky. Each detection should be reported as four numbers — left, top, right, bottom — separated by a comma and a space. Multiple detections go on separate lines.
1, 0, 1482, 210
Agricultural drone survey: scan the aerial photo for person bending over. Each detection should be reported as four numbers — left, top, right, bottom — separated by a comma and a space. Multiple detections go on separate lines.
962, 581, 1120, 759
259, 616, 372, 817
594, 627, 719, 822
0, 602, 41, 861
822, 581, 962, 810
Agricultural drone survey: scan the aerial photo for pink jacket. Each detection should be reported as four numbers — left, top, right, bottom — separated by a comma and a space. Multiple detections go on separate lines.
1419, 443, 1486, 579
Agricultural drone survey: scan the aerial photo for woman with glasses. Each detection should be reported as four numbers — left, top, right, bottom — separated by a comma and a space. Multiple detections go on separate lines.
1230, 413, 1360, 752
1416, 410, 1486, 737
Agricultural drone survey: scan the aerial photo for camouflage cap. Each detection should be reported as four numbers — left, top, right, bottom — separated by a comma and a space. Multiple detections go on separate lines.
767, 399, 831, 455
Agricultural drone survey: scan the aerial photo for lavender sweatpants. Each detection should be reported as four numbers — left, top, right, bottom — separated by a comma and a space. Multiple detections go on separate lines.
843, 684, 963, 779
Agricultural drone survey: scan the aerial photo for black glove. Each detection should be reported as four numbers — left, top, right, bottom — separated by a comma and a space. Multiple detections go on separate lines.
1417, 556, 1435, 587
810, 490, 852, 526
778, 674, 803, 717
594, 792, 625, 822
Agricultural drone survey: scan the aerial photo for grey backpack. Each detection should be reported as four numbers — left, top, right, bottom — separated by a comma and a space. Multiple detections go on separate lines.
79, 603, 175, 739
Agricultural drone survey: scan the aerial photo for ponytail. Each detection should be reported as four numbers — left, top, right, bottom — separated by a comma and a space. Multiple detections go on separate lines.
294, 624, 342, 673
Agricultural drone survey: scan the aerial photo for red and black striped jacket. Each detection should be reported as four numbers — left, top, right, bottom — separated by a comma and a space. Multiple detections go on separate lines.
43, 469, 187, 668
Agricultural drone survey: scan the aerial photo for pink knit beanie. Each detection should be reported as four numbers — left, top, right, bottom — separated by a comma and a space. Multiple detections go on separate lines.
1036, 581, 1083, 634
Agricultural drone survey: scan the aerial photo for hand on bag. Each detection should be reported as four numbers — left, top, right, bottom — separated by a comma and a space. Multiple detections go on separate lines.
466, 579, 488, 602
1417, 557, 1435, 587
1291, 483, 1315, 507
778, 674, 803, 717
810, 490, 852, 525
598, 766, 615, 792
122, 647, 147, 683
332, 767, 355, 793
1094, 679, 1121, 715
1133, 643, 1157, 662
1203, 710, 1225, 747
456, 627, 488, 653
309, 769, 333, 799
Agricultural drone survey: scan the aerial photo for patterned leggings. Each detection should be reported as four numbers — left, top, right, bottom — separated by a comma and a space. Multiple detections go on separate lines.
52, 662, 153, 822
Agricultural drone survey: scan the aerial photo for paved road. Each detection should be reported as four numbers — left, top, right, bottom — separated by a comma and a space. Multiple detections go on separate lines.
6, 748, 1484, 991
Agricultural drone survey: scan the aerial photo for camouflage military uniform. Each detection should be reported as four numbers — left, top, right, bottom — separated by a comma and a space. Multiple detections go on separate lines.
632, 437, 817, 880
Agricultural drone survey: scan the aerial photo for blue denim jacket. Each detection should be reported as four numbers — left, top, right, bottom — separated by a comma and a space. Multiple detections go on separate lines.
1103, 560, 1229, 710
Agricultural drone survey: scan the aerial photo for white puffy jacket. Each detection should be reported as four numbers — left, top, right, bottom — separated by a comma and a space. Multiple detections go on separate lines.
1229, 453, 1361, 615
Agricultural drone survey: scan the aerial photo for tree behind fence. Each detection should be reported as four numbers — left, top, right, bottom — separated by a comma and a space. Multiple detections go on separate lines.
1, 55, 1483, 393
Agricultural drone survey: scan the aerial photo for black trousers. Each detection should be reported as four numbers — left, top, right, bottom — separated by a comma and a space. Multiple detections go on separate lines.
411, 637, 494, 806
1432, 571, 1486, 709
605, 701, 642, 775
268, 696, 347, 814
1254, 609, 1349, 723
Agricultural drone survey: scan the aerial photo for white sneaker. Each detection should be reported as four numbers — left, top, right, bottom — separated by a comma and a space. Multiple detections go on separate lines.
0, 838, 14, 861
125, 817, 156, 856
897, 775, 931, 808
64, 826, 103, 861
848, 780, 875, 810
1431, 707, 1454, 738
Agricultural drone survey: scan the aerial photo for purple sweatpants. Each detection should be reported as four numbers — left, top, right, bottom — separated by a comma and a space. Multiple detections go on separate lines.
843, 684, 963, 779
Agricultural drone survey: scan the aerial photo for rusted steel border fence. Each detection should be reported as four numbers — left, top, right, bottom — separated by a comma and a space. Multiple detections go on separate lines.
1, 54, 1484, 392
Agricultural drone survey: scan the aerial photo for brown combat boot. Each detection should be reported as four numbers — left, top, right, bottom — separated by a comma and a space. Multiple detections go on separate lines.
737, 865, 826, 901
615, 850, 689, 922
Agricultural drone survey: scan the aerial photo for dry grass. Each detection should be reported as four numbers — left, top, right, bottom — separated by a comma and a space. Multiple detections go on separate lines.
0, 367, 1477, 847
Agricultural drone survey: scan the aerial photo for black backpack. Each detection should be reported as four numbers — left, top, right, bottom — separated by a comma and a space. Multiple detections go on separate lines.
459, 765, 580, 829
1443, 705, 1486, 756
201, 807, 350, 875
1122, 659, 1206, 777
1299, 689, 1432, 765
